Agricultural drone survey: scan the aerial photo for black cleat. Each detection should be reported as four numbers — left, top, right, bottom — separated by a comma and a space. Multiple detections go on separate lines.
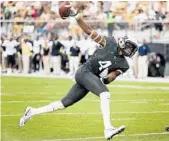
165, 126, 169, 132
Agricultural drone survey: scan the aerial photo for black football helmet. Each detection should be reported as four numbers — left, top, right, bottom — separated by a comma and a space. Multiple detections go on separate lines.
118, 36, 138, 57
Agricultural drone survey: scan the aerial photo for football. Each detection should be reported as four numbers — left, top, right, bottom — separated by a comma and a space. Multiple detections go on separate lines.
59, 1, 71, 19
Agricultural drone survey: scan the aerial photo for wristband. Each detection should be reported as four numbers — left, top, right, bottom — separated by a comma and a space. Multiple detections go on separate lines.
89, 30, 94, 37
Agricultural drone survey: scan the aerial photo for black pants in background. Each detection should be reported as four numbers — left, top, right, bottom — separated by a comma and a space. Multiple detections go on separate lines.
32, 54, 41, 72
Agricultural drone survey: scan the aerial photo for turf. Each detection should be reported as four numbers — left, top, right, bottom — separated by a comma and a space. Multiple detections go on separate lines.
1, 76, 169, 141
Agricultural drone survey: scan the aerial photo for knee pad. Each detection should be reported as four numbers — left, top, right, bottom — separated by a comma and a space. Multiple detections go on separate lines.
100, 92, 110, 100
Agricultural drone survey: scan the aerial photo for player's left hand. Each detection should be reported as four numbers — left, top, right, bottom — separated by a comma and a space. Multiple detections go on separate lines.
99, 68, 108, 79
67, 2, 79, 17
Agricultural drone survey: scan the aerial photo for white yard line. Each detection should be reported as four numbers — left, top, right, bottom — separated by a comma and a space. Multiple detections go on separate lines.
1, 92, 63, 96
2, 73, 169, 83
41, 132, 168, 141
1, 89, 169, 96
1, 111, 169, 117
108, 85, 169, 90
2, 99, 169, 103
2, 85, 169, 92
129, 101, 148, 104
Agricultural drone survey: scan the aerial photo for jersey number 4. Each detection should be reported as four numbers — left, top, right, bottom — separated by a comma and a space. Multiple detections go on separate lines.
99, 61, 112, 71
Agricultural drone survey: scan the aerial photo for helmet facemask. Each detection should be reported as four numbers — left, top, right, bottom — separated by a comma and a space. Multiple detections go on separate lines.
118, 36, 138, 57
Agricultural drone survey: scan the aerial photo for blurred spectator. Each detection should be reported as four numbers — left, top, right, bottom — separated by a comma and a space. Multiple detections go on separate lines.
21, 37, 33, 73
2, 36, 18, 73
0, 1, 169, 77
134, 6, 148, 22
78, 36, 90, 65
154, 11, 166, 39
31, 6, 38, 19
125, 57, 134, 78
61, 49, 69, 73
138, 39, 151, 79
32, 36, 42, 72
1, 1, 168, 41
68, 16, 83, 40
113, 2, 128, 29
13, 11, 24, 36
153, 2, 166, 39
83, 1, 98, 19
164, 11, 169, 28
132, 51, 139, 78
148, 52, 166, 77
50, 1, 59, 13
4, 7, 11, 20
68, 40, 81, 76
86, 39, 97, 59
49, 35, 64, 75
42, 36, 50, 74
134, 6, 148, 30
15, 36, 22, 73
103, 1, 115, 36
1, 36, 7, 73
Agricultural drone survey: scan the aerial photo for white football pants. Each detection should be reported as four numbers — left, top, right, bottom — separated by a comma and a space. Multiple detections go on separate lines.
50, 56, 61, 74
69, 56, 80, 75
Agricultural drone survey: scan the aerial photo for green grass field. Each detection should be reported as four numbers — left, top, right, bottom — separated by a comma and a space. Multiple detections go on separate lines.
1, 76, 169, 141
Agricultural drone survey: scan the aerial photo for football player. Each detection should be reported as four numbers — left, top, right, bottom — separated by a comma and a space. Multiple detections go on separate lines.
19, 5, 138, 140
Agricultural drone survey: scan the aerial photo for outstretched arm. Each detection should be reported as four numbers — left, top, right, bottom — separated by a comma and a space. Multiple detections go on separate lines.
69, 5, 106, 48
76, 16, 106, 47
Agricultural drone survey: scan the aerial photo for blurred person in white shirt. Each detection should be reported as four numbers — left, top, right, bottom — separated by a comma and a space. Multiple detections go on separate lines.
1, 36, 7, 73
132, 51, 139, 78
124, 57, 134, 78
83, 1, 98, 18
32, 36, 42, 72
77, 36, 90, 64
134, 6, 148, 30
86, 38, 97, 59
2, 36, 17, 73
134, 7, 148, 22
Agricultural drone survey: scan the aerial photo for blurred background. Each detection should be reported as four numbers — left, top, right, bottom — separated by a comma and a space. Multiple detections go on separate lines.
1, 1, 169, 79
